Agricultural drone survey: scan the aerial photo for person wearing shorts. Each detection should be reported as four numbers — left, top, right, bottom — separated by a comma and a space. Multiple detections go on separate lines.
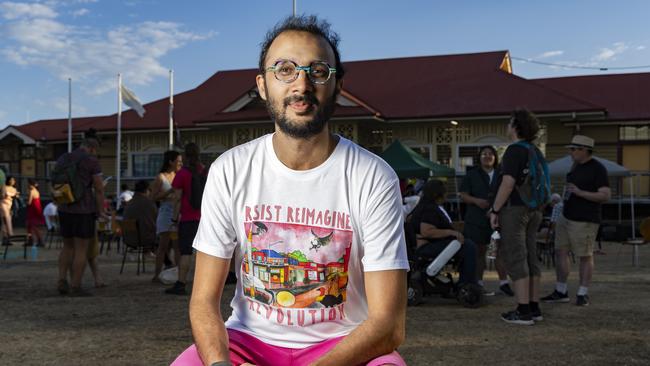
490, 109, 546, 325
542, 135, 610, 306
166, 143, 205, 296
55, 133, 106, 296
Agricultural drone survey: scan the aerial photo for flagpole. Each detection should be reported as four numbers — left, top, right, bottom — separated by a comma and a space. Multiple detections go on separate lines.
117, 73, 122, 200
169, 69, 174, 149
68, 78, 72, 152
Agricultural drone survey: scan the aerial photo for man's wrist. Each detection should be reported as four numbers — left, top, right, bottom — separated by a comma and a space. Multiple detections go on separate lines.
489, 206, 500, 215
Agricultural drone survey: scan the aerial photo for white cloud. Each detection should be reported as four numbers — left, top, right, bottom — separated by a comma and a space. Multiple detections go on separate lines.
636, 45, 646, 51
51, 96, 88, 115
537, 50, 563, 59
0, 1, 58, 19
1, 1, 214, 95
71, 7, 89, 17
593, 42, 629, 62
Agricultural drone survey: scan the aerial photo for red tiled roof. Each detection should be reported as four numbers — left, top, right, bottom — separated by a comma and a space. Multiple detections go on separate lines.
14, 117, 103, 142
73, 69, 260, 132
534, 72, 650, 121
10, 50, 624, 141
341, 51, 603, 119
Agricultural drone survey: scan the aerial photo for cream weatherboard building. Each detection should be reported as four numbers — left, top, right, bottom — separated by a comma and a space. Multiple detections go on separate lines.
1, 51, 649, 199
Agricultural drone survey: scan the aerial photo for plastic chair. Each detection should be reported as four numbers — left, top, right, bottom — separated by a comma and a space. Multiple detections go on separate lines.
621, 217, 650, 267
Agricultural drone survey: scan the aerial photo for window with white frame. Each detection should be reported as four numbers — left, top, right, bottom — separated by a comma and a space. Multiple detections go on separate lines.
46, 161, 58, 178
455, 143, 509, 173
131, 152, 164, 177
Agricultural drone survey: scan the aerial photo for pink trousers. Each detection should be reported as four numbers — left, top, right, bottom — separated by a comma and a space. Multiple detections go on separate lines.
171, 328, 406, 366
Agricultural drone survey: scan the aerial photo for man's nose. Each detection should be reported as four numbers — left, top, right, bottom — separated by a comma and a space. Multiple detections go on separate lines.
290, 69, 314, 93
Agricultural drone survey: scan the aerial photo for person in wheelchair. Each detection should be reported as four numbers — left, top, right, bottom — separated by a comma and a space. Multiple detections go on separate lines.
407, 180, 482, 306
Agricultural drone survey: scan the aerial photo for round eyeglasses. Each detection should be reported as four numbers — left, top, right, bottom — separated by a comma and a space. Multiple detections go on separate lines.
265, 59, 337, 85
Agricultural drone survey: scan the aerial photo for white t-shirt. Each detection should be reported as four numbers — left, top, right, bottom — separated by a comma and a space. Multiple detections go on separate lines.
193, 134, 409, 348
43, 202, 58, 230
117, 190, 134, 210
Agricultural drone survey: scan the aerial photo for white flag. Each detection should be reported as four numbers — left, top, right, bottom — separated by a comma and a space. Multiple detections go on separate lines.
120, 84, 146, 118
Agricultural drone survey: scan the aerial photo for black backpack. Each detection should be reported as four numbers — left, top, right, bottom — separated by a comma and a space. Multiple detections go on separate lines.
189, 166, 207, 210
50, 152, 87, 205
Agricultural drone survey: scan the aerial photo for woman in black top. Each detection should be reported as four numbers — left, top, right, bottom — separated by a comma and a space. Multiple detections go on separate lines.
410, 180, 477, 285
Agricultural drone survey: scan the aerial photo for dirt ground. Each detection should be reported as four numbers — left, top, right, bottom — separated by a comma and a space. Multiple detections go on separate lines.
1, 236, 649, 366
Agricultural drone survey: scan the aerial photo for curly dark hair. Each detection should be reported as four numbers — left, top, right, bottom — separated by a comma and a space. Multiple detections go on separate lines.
258, 15, 345, 80
510, 108, 540, 142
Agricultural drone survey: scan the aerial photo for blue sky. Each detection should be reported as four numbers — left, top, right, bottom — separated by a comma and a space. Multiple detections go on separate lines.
1, 0, 649, 129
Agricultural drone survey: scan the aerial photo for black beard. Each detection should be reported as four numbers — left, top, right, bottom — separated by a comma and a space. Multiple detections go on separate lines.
265, 92, 337, 139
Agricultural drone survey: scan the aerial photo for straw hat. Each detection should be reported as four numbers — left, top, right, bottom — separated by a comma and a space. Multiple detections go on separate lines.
565, 135, 595, 149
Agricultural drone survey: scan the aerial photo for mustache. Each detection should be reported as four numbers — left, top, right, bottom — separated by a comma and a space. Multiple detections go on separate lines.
283, 93, 319, 106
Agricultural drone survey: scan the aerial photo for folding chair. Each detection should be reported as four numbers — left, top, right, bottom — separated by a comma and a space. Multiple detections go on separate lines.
120, 218, 155, 275
45, 215, 62, 249
536, 219, 556, 268
2, 234, 29, 260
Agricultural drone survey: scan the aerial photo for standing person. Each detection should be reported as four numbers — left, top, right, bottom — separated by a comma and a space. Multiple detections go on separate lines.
489, 108, 546, 325
165, 143, 205, 295
0, 168, 5, 242
541, 135, 610, 306
172, 15, 408, 366
150, 150, 182, 283
86, 230, 106, 288
26, 179, 46, 247
56, 135, 106, 296
1, 176, 19, 244
459, 146, 513, 296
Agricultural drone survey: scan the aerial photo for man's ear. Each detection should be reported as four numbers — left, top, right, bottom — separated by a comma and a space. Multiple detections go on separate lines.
256, 74, 268, 101
335, 78, 343, 95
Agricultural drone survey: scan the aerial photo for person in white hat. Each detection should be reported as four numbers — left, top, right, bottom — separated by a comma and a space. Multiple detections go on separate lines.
541, 135, 611, 306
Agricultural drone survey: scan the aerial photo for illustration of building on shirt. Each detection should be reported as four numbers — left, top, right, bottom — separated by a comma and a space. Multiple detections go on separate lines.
241, 221, 352, 309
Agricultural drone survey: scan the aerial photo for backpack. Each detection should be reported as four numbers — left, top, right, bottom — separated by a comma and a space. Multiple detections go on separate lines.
189, 166, 207, 210
50, 152, 87, 205
513, 141, 551, 210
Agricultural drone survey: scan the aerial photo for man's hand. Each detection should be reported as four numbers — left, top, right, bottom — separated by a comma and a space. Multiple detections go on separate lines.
310, 270, 406, 366
452, 231, 465, 244
566, 183, 581, 197
490, 212, 499, 229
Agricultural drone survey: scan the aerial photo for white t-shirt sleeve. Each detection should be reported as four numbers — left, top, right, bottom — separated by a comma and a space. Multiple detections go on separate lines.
360, 176, 410, 272
193, 158, 238, 259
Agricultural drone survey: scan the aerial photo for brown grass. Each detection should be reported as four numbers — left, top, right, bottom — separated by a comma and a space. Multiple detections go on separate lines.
1, 241, 649, 365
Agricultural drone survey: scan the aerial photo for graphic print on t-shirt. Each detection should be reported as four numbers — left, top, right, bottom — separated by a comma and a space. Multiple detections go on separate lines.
241, 206, 352, 315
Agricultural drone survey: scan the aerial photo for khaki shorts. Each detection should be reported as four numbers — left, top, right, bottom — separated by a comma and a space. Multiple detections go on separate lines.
554, 214, 599, 257
498, 206, 543, 282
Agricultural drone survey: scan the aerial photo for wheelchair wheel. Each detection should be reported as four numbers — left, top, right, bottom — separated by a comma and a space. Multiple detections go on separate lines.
456, 283, 485, 308
407, 280, 423, 306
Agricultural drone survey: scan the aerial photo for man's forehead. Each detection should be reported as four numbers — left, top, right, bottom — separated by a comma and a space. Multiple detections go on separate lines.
266, 30, 335, 64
